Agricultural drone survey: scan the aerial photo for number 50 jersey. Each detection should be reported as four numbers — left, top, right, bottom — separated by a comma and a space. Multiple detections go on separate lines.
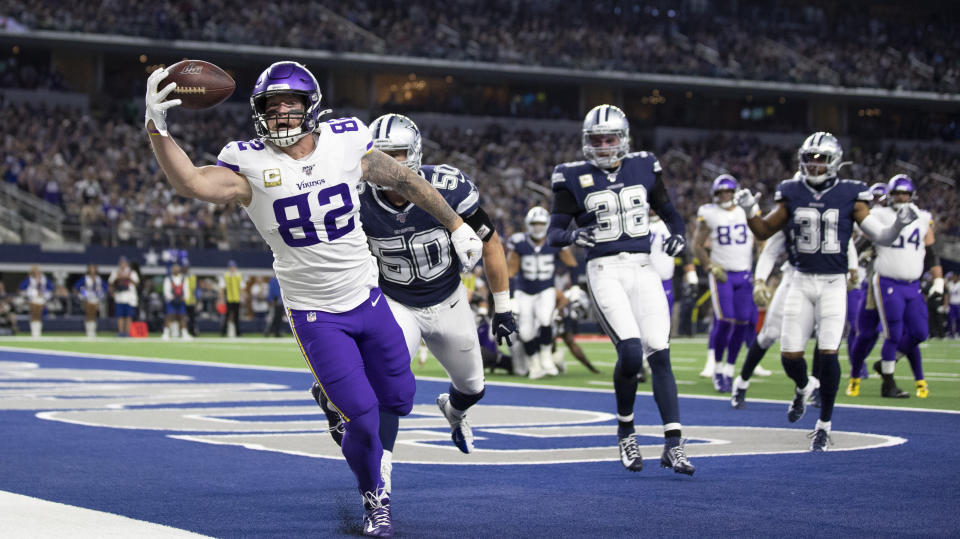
358, 164, 480, 308
216, 117, 378, 313
775, 177, 871, 274
551, 152, 671, 261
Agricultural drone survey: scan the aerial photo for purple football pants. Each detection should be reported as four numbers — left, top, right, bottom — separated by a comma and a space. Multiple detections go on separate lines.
290, 287, 415, 494
709, 270, 754, 365
876, 277, 928, 380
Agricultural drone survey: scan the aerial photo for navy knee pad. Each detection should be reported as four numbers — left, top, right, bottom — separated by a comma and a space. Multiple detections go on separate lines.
538, 326, 553, 347
614, 338, 644, 378
449, 384, 485, 411
523, 340, 539, 356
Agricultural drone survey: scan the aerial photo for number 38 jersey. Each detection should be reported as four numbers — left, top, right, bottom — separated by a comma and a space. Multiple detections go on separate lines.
358, 164, 479, 308
216, 117, 378, 313
696, 203, 754, 272
775, 176, 871, 275
550, 152, 667, 261
871, 205, 932, 281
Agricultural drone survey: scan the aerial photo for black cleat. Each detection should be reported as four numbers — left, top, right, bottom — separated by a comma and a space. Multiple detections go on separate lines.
660, 440, 695, 475
311, 381, 345, 446
881, 380, 910, 398
618, 434, 643, 472
730, 376, 748, 409
788, 379, 819, 423
808, 428, 832, 452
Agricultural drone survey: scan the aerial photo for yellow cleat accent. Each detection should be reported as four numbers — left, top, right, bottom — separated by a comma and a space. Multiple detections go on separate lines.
846, 377, 861, 397
916, 380, 929, 399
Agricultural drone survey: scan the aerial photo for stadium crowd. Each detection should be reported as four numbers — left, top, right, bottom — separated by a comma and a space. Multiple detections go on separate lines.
2, 102, 960, 250
2, 0, 958, 92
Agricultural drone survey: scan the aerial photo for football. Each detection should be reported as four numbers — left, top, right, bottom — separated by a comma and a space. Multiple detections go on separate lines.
164, 59, 235, 110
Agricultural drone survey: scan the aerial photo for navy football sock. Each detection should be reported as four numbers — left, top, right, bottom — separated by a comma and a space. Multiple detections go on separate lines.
613, 339, 644, 420
647, 348, 680, 426
781, 355, 809, 389
818, 352, 840, 422
740, 340, 768, 381
811, 348, 823, 379
448, 384, 484, 412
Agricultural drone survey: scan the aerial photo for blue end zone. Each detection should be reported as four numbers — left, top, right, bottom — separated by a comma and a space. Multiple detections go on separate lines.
0, 349, 958, 537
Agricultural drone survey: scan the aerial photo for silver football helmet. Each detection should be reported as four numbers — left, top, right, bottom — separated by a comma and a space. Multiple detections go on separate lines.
369, 113, 422, 172
582, 104, 630, 169
524, 206, 550, 241
797, 132, 842, 185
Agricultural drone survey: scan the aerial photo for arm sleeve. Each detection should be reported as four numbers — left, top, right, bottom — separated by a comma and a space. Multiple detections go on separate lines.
463, 206, 495, 242
648, 173, 685, 237
755, 231, 786, 281
163, 278, 172, 302
925, 238, 942, 271
847, 238, 858, 270
859, 213, 902, 246
547, 188, 578, 247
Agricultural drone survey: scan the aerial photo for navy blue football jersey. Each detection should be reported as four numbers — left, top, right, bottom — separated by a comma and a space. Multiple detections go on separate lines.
550, 152, 668, 260
508, 232, 562, 294
775, 177, 870, 274
359, 164, 480, 307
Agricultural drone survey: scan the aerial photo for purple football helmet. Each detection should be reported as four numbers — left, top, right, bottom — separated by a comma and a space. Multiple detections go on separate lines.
250, 61, 328, 147
712, 174, 738, 208
886, 174, 915, 209
868, 182, 887, 204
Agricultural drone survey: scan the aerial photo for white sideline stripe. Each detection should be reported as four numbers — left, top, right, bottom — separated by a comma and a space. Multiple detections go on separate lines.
0, 490, 212, 538
1, 345, 958, 416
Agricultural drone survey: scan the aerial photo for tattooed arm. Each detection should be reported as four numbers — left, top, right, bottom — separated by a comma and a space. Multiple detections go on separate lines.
362, 149, 464, 231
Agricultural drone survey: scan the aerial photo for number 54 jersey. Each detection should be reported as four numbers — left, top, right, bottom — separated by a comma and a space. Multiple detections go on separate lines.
775, 177, 871, 274
550, 152, 664, 260
216, 117, 378, 313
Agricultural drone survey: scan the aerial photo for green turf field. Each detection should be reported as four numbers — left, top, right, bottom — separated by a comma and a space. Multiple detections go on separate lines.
1, 335, 958, 410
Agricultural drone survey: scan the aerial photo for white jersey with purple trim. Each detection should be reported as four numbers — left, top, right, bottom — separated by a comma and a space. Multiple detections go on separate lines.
871, 206, 931, 282
696, 203, 754, 272
216, 117, 378, 313
948, 280, 960, 305
648, 218, 675, 280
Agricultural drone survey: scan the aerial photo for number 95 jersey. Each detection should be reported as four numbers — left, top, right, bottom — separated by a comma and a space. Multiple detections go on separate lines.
216, 117, 378, 313
550, 152, 662, 261
775, 177, 871, 275
358, 164, 480, 308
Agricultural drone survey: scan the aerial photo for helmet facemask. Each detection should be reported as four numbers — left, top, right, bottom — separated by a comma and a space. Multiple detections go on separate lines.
250, 61, 327, 148
582, 105, 631, 170
712, 175, 739, 209
369, 113, 423, 191
252, 92, 312, 147
797, 132, 842, 185
524, 207, 550, 241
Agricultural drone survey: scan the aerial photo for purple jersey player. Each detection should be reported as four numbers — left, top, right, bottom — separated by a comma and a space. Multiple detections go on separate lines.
145, 61, 483, 537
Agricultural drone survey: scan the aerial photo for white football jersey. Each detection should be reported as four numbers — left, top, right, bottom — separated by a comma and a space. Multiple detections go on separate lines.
648, 218, 675, 280
216, 118, 378, 313
948, 280, 960, 305
697, 203, 754, 272
871, 206, 931, 282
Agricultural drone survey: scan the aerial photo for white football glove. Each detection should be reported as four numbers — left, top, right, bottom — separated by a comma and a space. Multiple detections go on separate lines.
895, 203, 919, 228
145, 67, 181, 137
929, 277, 945, 298
450, 222, 483, 272
734, 188, 761, 217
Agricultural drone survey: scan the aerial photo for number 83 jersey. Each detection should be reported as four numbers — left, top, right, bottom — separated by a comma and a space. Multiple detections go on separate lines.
551, 152, 666, 260
775, 176, 871, 274
216, 117, 378, 313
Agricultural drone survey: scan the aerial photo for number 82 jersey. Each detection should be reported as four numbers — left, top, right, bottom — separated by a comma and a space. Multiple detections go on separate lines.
551, 152, 669, 260
217, 117, 378, 313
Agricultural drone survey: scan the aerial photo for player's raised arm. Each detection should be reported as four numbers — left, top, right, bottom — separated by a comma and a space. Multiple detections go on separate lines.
362, 148, 482, 270
852, 200, 916, 246
145, 68, 252, 206
735, 189, 787, 240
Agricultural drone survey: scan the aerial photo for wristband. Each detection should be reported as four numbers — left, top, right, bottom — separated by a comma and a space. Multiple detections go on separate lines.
492, 291, 511, 313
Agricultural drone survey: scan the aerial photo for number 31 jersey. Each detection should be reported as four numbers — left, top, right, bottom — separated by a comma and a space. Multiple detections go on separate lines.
358, 164, 479, 308
216, 117, 378, 313
550, 152, 662, 261
775, 177, 871, 275
696, 203, 754, 272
